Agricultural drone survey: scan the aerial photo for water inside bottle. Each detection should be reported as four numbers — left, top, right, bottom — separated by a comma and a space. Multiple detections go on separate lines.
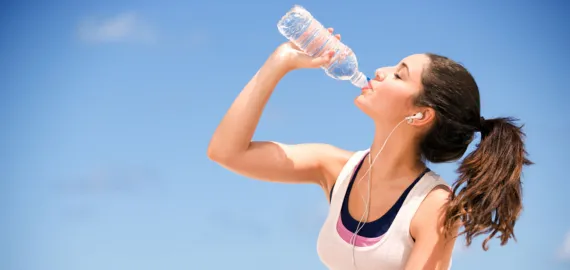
277, 5, 371, 89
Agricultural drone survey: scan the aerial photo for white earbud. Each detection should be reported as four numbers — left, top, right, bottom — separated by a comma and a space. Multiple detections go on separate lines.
405, 112, 424, 123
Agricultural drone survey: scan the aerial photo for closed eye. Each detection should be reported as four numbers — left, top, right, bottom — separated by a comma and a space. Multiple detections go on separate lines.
394, 73, 402, 80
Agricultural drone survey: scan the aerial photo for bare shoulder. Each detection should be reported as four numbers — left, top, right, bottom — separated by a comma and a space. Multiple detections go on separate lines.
314, 143, 354, 162
411, 184, 453, 236
317, 144, 354, 177
211, 140, 355, 187
405, 183, 456, 270
424, 185, 452, 208
276, 142, 353, 167
279, 142, 354, 192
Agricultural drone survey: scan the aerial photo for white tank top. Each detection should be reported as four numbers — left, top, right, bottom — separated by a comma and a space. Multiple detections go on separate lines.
316, 150, 451, 270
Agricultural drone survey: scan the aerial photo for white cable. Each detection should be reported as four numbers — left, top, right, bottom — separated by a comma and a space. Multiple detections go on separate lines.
350, 118, 408, 269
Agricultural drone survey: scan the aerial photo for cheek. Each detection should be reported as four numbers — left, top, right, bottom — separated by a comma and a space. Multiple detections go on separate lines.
355, 79, 419, 119
357, 83, 416, 118
376, 84, 413, 109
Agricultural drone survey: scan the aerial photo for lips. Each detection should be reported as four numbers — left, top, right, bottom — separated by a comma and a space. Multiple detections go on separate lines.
361, 80, 375, 94
361, 86, 371, 92
361, 88, 373, 95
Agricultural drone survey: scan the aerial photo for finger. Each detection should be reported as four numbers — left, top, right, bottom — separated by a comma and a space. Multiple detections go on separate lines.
311, 50, 335, 66
335, 34, 341, 40
327, 28, 334, 34
288, 41, 300, 50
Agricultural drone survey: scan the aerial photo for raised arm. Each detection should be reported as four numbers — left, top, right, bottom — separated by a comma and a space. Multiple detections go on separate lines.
207, 31, 352, 190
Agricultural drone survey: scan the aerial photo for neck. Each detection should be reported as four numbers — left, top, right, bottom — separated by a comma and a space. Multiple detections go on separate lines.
367, 120, 425, 182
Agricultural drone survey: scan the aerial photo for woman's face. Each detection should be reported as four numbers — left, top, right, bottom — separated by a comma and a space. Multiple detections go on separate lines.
355, 54, 430, 124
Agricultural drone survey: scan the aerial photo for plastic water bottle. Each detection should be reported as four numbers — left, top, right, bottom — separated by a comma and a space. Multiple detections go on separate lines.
277, 5, 369, 88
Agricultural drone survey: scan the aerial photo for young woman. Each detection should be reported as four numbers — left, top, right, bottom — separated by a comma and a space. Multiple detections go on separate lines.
207, 28, 531, 270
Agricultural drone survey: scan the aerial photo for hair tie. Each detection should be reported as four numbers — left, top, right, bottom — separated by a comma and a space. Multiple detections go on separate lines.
479, 116, 489, 138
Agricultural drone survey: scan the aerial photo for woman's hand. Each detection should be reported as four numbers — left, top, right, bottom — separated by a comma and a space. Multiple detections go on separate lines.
269, 28, 341, 72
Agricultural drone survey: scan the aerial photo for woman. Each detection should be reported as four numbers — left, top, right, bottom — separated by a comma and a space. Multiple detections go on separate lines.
207, 28, 531, 269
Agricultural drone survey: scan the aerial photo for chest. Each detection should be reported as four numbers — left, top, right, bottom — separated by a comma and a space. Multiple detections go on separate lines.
346, 183, 410, 223
316, 216, 414, 270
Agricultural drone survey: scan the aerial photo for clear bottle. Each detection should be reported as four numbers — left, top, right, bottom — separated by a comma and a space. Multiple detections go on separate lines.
277, 5, 369, 88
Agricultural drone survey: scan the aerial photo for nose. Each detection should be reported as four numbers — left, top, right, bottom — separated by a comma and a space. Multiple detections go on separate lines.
375, 72, 386, 82
373, 67, 392, 82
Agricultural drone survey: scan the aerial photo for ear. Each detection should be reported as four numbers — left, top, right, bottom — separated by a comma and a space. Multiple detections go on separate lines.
407, 107, 436, 127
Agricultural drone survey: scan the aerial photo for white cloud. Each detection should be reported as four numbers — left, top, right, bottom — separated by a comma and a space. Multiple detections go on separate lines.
77, 11, 156, 44
558, 230, 570, 261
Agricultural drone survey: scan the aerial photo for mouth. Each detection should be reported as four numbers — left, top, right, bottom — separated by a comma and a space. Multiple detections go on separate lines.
361, 86, 373, 95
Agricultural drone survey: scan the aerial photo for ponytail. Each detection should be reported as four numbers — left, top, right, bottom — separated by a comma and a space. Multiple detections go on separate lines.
443, 117, 533, 250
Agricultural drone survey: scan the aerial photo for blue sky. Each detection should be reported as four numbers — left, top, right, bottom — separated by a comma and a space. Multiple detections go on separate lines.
1, 0, 568, 269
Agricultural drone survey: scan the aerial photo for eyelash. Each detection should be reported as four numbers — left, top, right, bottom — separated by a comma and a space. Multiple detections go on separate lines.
394, 73, 402, 80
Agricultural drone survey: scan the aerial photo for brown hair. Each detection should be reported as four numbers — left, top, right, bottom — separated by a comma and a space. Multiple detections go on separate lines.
416, 53, 533, 250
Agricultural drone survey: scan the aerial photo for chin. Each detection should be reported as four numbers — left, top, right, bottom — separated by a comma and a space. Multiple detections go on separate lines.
354, 96, 374, 116
354, 94, 387, 120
